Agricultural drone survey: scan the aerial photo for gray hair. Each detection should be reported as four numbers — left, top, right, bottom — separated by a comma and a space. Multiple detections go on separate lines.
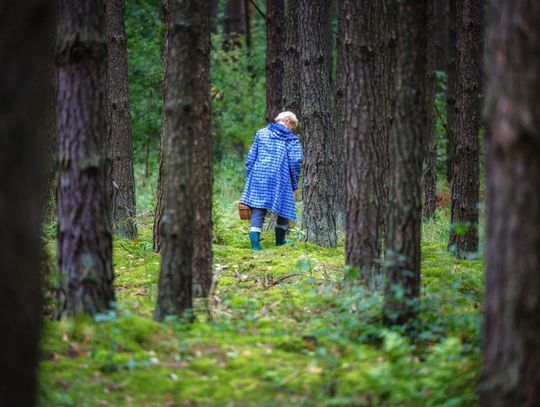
274, 111, 298, 125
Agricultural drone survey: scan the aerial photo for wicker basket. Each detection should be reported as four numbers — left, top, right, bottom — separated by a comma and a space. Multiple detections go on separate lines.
238, 203, 251, 220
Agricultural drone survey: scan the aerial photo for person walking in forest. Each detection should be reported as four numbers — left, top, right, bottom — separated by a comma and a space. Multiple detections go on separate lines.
240, 111, 303, 251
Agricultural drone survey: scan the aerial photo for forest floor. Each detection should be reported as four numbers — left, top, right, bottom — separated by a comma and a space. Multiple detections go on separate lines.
40, 168, 484, 407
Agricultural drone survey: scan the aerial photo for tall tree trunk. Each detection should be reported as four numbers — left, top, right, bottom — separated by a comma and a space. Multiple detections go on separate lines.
480, 2, 540, 405
0, 1, 54, 404
448, 0, 483, 258
223, 0, 245, 49
56, 0, 115, 317
192, 1, 213, 298
210, 0, 219, 33
153, 0, 170, 253
266, 0, 285, 123
383, 0, 426, 325
283, 0, 301, 118
155, 0, 202, 320
423, 0, 438, 219
446, 0, 457, 182
106, 0, 138, 240
435, 0, 449, 72
244, 0, 252, 54
341, 0, 394, 291
299, 0, 338, 248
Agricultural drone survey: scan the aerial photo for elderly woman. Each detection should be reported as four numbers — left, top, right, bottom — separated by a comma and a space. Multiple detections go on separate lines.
240, 111, 303, 251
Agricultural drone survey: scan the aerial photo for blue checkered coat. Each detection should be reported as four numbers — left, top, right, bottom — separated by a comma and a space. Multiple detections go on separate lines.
240, 123, 303, 221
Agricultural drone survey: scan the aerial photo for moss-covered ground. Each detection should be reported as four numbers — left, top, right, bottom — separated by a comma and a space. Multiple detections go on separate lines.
41, 168, 483, 406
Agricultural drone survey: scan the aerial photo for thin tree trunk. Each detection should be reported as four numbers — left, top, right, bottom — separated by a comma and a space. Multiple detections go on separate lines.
446, 0, 457, 182
153, 0, 170, 253
244, 0, 252, 54
56, 0, 115, 317
383, 0, 426, 325
480, 2, 540, 405
448, 0, 483, 258
435, 0, 449, 72
341, 0, 394, 291
223, 0, 245, 50
266, 0, 285, 123
423, 0, 438, 219
192, 1, 213, 298
210, 0, 219, 33
155, 0, 202, 320
299, 0, 338, 248
283, 0, 301, 119
106, 0, 138, 240
0, 1, 54, 404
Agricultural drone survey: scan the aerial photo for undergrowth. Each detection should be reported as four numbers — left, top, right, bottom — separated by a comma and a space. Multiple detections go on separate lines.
40, 172, 483, 406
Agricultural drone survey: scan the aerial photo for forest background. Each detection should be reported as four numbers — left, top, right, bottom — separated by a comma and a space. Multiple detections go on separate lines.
5, 0, 535, 406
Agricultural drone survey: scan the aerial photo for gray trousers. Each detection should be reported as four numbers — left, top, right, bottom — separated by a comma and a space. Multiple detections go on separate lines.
250, 208, 289, 233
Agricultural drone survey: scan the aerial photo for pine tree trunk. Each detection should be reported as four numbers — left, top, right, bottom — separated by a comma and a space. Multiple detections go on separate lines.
383, 0, 426, 325
155, 0, 202, 320
446, 0, 457, 182
448, 0, 483, 258
106, 0, 138, 240
153, 0, 170, 253
435, 0, 449, 72
192, 1, 213, 298
480, 2, 540, 405
56, 0, 115, 317
223, 0, 245, 49
210, 0, 219, 33
265, 0, 285, 123
341, 0, 394, 291
283, 0, 301, 118
299, 0, 338, 248
423, 0, 438, 219
0, 1, 54, 404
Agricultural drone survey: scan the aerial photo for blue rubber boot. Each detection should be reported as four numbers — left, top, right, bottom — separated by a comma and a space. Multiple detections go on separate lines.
276, 228, 287, 246
249, 232, 262, 251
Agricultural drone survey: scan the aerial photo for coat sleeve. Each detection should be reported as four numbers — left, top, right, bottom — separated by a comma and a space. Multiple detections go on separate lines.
287, 138, 303, 190
245, 133, 260, 179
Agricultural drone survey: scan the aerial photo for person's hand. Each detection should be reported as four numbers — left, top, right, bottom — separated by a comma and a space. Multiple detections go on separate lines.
294, 189, 302, 201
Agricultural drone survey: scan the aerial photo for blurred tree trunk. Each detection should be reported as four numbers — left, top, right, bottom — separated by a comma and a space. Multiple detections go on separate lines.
155, 0, 203, 320
283, 0, 301, 118
435, 0, 449, 72
106, 0, 138, 239
299, 0, 338, 248
0, 1, 54, 404
266, 0, 285, 123
55, 0, 115, 317
223, 0, 245, 49
244, 0, 252, 54
446, 0, 457, 182
341, 0, 394, 291
192, 1, 213, 298
210, 0, 219, 33
481, 2, 540, 405
383, 0, 426, 325
423, 0, 438, 219
448, 0, 483, 258
153, 0, 170, 253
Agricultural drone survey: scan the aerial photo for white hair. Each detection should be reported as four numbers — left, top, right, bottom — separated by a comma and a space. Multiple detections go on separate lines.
274, 111, 298, 125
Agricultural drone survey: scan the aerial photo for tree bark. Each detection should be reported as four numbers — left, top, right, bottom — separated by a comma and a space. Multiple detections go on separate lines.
210, 0, 219, 33
106, 0, 138, 240
341, 0, 394, 291
480, 2, 540, 405
423, 0, 438, 219
283, 0, 301, 119
155, 0, 202, 320
192, 1, 213, 298
448, 0, 483, 258
265, 0, 285, 123
0, 1, 54, 405
56, 0, 115, 317
446, 0, 457, 182
383, 0, 426, 325
153, 0, 170, 253
299, 0, 338, 248
223, 0, 245, 49
435, 0, 449, 72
